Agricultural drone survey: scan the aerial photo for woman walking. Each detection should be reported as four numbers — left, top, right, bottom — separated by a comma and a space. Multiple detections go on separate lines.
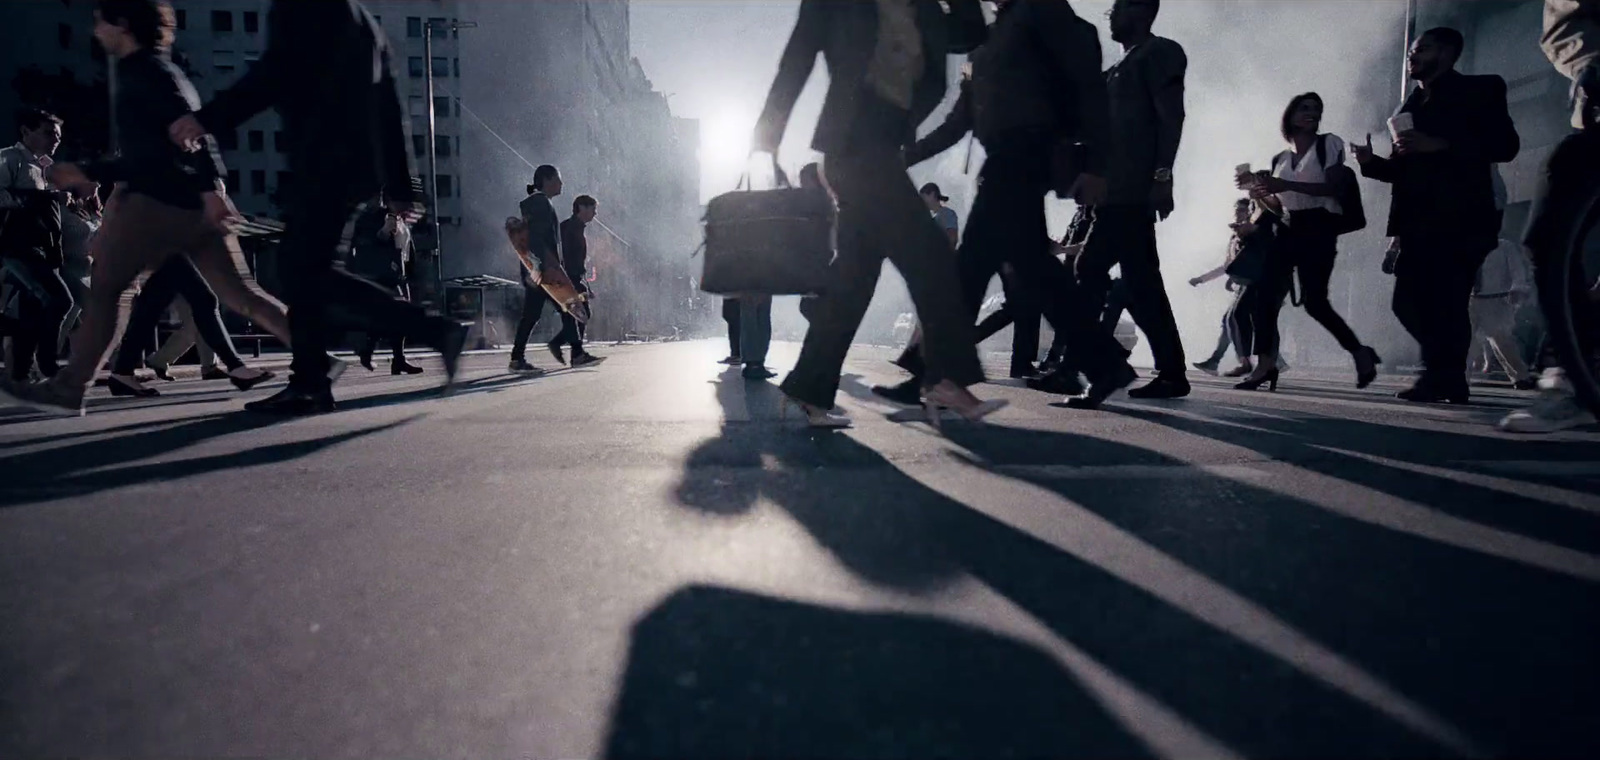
1235, 92, 1381, 391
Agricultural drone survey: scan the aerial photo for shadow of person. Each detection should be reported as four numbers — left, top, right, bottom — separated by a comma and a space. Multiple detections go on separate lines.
940, 423, 1600, 759
667, 384, 1461, 757
605, 584, 1150, 760
0, 413, 420, 508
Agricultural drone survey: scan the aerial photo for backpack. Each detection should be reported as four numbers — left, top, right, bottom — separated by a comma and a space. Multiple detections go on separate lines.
1272, 134, 1367, 236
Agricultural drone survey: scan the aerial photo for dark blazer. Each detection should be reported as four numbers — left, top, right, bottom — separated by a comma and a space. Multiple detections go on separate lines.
754, 0, 983, 156
195, 0, 414, 206
1360, 70, 1520, 252
83, 49, 225, 210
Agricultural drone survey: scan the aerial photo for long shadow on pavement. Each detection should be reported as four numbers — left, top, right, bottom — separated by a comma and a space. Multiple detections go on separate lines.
941, 422, 1600, 760
621, 378, 1503, 758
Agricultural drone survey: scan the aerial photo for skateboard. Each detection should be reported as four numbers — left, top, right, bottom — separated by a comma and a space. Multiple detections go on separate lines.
505, 216, 591, 323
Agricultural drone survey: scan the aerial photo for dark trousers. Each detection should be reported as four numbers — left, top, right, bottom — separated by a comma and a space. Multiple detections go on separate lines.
511, 282, 553, 362
358, 284, 411, 362
113, 256, 245, 374
1524, 128, 1600, 375
1393, 238, 1492, 387
1226, 283, 1262, 360
278, 199, 440, 390
899, 138, 1129, 387
970, 299, 1042, 369
2, 257, 71, 380
721, 298, 742, 358
1251, 210, 1363, 361
780, 139, 982, 409
1076, 204, 1186, 374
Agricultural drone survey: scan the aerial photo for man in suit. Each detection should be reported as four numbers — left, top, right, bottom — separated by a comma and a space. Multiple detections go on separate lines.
1357, 26, 1521, 403
169, 0, 466, 414
875, 0, 1139, 410
752, 0, 999, 427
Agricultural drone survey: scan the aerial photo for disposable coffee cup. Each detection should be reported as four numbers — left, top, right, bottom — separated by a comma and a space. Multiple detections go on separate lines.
1388, 113, 1415, 140
1235, 163, 1252, 176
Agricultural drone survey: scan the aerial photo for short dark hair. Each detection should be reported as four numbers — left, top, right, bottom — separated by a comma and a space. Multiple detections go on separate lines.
16, 108, 63, 135
1279, 91, 1323, 141
1421, 27, 1465, 62
572, 194, 596, 214
528, 164, 559, 194
97, 0, 176, 50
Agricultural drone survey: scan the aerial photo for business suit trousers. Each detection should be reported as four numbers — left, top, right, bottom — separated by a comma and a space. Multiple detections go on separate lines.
277, 198, 440, 390
1392, 237, 1492, 388
112, 255, 246, 375
1076, 204, 1187, 374
0, 256, 71, 380
780, 142, 982, 409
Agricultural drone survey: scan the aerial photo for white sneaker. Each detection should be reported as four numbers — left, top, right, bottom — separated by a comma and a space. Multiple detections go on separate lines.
1498, 390, 1597, 433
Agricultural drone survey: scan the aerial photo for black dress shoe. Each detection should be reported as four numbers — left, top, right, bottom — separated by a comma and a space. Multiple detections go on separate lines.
870, 378, 922, 406
391, 359, 425, 375
147, 362, 177, 381
1128, 374, 1191, 400
201, 365, 231, 381
1009, 362, 1039, 379
244, 385, 335, 414
1396, 381, 1469, 404
228, 368, 276, 391
433, 320, 469, 385
107, 374, 160, 397
1065, 363, 1138, 409
1026, 370, 1085, 396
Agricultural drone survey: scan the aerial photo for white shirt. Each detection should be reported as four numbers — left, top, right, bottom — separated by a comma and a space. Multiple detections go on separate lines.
1273, 133, 1346, 216
0, 142, 51, 210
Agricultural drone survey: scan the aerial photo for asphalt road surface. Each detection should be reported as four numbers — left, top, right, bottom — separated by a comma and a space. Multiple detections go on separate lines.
3, 341, 1598, 758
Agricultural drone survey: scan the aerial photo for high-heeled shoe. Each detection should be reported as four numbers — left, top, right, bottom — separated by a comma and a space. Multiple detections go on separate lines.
1354, 346, 1381, 389
780, 395, 851, 428
1234, 368, 1279, 392
922, 381, 1008, 429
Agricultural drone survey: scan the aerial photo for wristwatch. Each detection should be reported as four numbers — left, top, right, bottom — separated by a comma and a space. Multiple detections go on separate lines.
1153, 168, 1173, 183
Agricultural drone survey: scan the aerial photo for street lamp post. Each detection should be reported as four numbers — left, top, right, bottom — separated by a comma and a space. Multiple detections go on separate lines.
423, 18, 476, 298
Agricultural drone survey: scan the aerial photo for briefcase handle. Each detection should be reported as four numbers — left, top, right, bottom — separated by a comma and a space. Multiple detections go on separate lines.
735, 155, 791, 192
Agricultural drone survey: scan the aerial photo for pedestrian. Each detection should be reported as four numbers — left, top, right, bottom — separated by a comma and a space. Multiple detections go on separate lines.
754, 0, 1002, 428
167, 0, 467, 415
1355, 27, 1521, 404
1499, 0, 1598, 432
1072, 0, 1191, 400
0, 108, 71, 383
884, 0, 1137, 409
557, 194, 604, 368
351, 192, 425, 376
1, 0, 292, 415
1235, 92, 1382, 392
56, 187, 99, 357
921, 182, 959, 250
1189, 198, 1260, 377
509, 165, 562, 374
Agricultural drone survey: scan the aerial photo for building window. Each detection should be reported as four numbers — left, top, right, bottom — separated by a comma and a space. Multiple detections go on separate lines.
250, 170, 266, 195
58, 23, 72, 50
276, 171, 293, 194
412, 134, 427, 157
274, 130, 285, 153
226, 170, 240, 192
408, 57, 424, 78
437, 174, 453, 198
214, 50, 236, 76
247, 130, 264, 153
175, 9, 186, 30
428, 18, 447, 38
211, 10, 233, 32
243, 11, 259, 33
431, 57, 449, 77
406, 17, 422, 38
435, 135, 451, 158
453, 58, 460, 78
434, 96, 450, 118
217, 129, 238, 151
407, 96, 424, 118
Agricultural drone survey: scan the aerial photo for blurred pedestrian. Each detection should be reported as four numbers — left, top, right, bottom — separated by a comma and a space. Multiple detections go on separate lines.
0, 108, 70, 382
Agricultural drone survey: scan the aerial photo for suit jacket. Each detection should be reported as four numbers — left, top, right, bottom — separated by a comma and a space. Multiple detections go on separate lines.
755, 0, 982, 156
195, 0, 414, 206
1360, 70, 1520, 252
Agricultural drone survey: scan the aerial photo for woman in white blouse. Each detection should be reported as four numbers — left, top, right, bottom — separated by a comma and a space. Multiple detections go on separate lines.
1234, 92, 1381, 391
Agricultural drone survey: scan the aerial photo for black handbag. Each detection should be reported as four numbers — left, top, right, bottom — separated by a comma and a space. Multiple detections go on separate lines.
698, 164, 835, 296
